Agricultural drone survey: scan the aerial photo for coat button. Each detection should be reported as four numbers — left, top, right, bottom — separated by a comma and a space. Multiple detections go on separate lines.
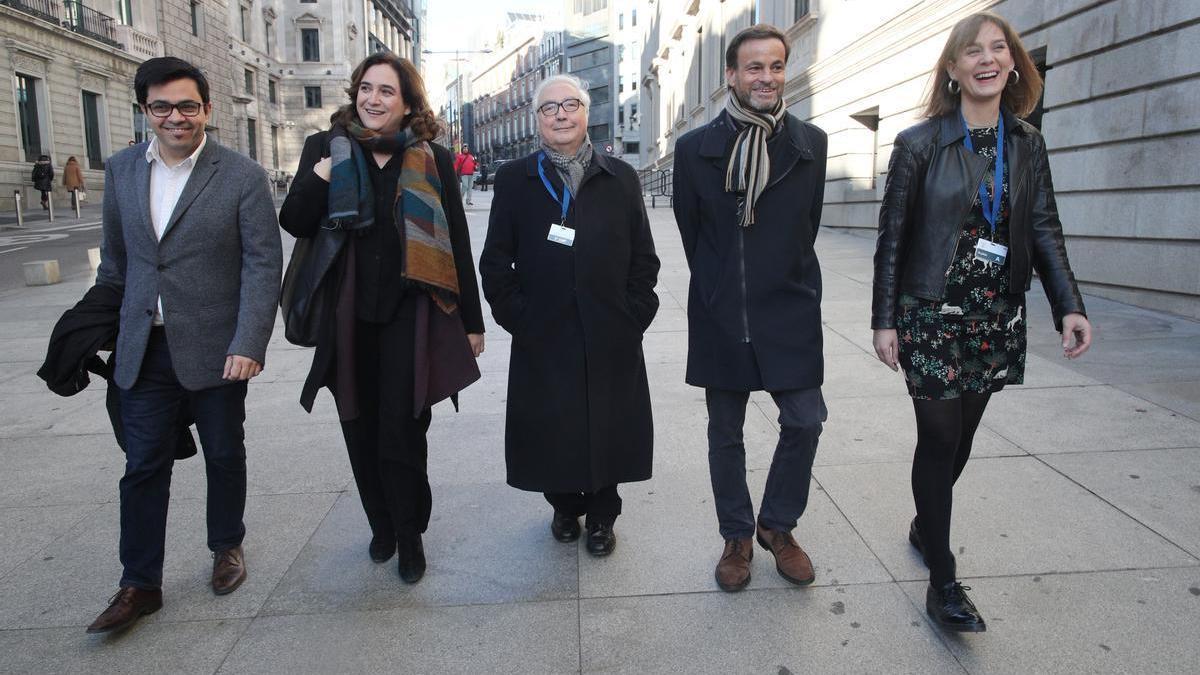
145, 309, 154, 316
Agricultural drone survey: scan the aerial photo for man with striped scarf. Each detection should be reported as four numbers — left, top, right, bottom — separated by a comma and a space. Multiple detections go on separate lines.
672, 25, 829, 594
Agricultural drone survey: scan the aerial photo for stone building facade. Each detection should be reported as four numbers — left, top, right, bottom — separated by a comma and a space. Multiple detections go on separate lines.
639, 0, 1199, 318
0, 0, 424, 211
471, 25, 564, 166
564, 0, 643, 166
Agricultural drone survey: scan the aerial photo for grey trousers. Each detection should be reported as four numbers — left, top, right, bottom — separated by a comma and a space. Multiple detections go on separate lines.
705, 387, 826, 540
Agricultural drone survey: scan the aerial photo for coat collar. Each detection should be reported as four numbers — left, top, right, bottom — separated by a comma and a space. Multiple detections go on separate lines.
523, 146, 616, 178
698, 110, 815, 162
159, 139, 222, 240
937, 107, 1028, 147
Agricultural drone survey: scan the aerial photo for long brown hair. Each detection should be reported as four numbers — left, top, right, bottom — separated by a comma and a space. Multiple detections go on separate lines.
330, 52, 442, 140
922, 12, 1043, 119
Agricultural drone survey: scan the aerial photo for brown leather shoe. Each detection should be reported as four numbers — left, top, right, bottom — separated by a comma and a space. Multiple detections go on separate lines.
211, 545, 247, 595
85, 586, 162, 634
756, 523, 815, 585
715, 538, 753, 592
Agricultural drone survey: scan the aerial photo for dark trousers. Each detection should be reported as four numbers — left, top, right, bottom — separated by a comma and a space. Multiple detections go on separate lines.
705, 387, 825, 540
544, 485, 622, 527
340, 305, 433, 539
117, 328, 247, 589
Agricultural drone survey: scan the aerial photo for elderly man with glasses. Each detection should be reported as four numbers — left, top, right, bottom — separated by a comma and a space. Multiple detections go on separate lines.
480, 74, 660, 558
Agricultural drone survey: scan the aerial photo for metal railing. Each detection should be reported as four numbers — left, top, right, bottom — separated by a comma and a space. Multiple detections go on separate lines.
638, 168, 673, 208
1, 0, 61, 22
62, 1, 120, 47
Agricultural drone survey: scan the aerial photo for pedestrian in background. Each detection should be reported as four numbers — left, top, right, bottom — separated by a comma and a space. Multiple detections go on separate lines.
63, 156, 85, 209
872, 11, 1092, 632
32, 154, 53, 209
87, 56, 282, 634
479, 162, 489, 192
279, 52, 484, 585
672, 24, 829, 594
480, 73, 660, 557
454, 144, 477, 205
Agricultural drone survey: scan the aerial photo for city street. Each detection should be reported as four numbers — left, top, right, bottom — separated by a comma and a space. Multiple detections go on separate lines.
0, 188, 1197, 673
0, 204, 104, 293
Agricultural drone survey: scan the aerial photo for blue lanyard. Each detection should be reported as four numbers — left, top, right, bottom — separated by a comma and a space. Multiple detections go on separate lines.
960, 110, 1004, 237
536, 152, 571, 223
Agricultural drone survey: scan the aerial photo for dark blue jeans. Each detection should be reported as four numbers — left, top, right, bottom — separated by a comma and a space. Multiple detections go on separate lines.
117, 328, 248, 589
705, 388, 826, 540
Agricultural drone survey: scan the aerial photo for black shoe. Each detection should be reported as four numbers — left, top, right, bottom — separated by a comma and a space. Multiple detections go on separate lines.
551, 511, 581, 543
926, 581, 987, 632
397, 534, 426, 583
585, 522, 616, 557
369, 533, 396, 563
909, 517, 927, 562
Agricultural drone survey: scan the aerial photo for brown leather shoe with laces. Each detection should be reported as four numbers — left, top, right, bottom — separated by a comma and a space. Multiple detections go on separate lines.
85, 586, 162, 634
715, 538, 753, 592
211, 545, 247, 595
756, 523, 815, 585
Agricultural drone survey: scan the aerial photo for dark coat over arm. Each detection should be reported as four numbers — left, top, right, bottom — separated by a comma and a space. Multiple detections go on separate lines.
480, 150, 660, 493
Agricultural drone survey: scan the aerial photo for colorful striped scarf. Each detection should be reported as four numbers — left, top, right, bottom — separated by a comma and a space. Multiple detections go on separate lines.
724, 91, 786, 227
328, 123, 460, 313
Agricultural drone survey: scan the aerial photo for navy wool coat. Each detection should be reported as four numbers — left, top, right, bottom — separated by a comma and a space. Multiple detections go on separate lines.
672, 111, 828, 392
480, 150, 660, 493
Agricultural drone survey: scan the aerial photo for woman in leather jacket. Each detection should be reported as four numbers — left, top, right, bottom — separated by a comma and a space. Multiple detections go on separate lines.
871, 12, 1092, 632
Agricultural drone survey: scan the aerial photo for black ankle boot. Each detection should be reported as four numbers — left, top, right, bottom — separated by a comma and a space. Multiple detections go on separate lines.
926, 581, 987, 632
585, 521, 616, 557
369, 533, 395, 563
397, 534, 426, 583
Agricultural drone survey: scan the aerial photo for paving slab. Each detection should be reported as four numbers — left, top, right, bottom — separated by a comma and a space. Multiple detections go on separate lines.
0, 434, 123, 508
0, 492, 335, 629
982, 385, 1200, 454
0, 503, 100, 579
897, 568, 1200, 674
579, 583, 963, 674
260, 486, 578, 616
578, 465, 892, 599
1041, 448, 1200, 558
221, 600, 578, 674
0, 618, 251, 674
1116, 380, 1200, 422
815, 456, 1197, 582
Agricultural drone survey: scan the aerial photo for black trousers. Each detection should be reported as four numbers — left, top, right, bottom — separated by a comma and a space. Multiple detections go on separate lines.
117, 328, 247, 589
543, 486, 622, 526
340, 300, 433, 539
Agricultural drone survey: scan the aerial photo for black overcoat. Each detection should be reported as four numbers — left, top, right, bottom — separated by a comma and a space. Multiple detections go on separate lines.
672, 111, 828, 392
480, 150, 660, 493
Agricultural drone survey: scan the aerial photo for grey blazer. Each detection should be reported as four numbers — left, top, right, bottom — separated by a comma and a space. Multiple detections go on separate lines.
96, 139, 283, 391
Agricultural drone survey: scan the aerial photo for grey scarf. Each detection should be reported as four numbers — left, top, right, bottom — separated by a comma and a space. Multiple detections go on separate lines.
540, 136, 593, 195
724, 91, 786, 227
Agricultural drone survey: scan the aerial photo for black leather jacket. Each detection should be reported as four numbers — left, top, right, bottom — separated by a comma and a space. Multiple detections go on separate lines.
872, 110, 1085, 331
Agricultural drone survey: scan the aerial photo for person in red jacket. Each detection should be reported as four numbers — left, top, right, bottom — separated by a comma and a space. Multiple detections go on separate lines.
454, 145, 477, 205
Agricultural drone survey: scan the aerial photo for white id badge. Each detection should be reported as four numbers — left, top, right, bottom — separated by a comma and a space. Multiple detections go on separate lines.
547, 223, 575, 247
974, 238, 1008, 265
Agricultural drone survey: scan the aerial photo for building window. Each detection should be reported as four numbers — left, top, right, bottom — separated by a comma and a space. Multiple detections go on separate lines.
268, 78, 277, 104
132, 102, 149, 143
246, 118, 257, 161
569, 47, 609, 71
244, 69, 254, 95
189, 1, 201, 36
631, 8, 637, 26
588, 123, 610, 143
265, 19, 275, 56
15, 73, 44, 162
271, 124, 279, 168
117, 0, 133, 26
82, 91, 104, 169
794, 0, 811, 22
300, 0, 316, 3
589, 85, 610, 106
240, 3, 250, 42
618, 13, 624, 29
694, 27, 704, 105
624, 141, 639, 154
304, 86, 322, 108
301, 28, 320, 62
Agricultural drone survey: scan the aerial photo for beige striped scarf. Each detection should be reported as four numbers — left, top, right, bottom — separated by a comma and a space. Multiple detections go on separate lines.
724, 91, 786, 227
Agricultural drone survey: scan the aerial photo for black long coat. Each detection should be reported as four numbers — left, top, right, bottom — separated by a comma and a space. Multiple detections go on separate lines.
672, 111, 828, 392
480, 150, 660, 493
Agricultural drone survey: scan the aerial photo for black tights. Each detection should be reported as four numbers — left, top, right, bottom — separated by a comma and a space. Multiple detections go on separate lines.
911, 392, 992, 586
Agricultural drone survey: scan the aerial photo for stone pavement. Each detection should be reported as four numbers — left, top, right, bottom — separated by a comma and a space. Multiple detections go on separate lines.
0, 187, 1197, 673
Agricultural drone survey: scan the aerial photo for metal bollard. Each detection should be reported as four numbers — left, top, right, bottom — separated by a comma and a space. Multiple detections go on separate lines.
10, 190, 25, 230
72, 189, 81, 218
46, 192, 54, 222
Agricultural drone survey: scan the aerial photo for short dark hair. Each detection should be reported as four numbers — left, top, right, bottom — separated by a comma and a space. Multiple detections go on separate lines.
725, 24, 790, 70
134, 57, 210, 105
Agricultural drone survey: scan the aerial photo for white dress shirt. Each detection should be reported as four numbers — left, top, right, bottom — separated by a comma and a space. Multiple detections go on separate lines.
145, 134, 207, 324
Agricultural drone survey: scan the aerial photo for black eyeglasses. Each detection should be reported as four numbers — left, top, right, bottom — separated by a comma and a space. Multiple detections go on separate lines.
145, 101, 205, 118
537, 98, 584, 117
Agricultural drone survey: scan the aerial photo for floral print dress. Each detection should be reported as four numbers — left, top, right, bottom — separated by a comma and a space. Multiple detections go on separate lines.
896, 125, 1027, 400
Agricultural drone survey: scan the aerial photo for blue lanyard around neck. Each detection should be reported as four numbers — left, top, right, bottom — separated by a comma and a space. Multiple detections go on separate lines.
960, 110, 1004, 237
536, 151, 571, 223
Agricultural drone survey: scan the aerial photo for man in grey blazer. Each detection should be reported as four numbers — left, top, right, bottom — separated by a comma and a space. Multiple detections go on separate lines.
87, 57, 282, 634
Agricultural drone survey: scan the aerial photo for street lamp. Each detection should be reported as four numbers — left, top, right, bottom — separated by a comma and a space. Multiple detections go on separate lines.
423, 48, 491, 151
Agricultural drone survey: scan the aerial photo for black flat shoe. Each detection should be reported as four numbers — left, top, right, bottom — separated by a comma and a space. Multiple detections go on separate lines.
369, 533, 396, 563
926, 581, 987, 632
909, 517, 927, 562
551, 511, 582, 543
585, 522, 616, 557
397, 534, 426, 584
